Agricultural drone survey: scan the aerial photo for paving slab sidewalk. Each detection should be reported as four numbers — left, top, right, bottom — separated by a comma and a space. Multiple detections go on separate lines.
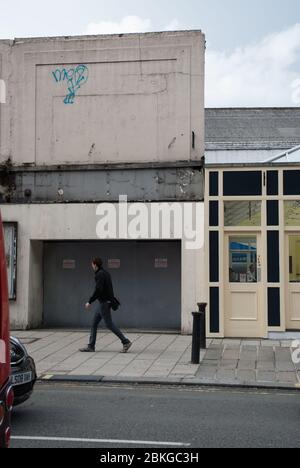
194, 339, 300, 389
13, 330, 202, 381
12, 331, 300, 390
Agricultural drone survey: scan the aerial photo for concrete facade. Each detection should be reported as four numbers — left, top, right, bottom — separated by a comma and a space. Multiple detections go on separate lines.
1, 203, 205, 332
0, 31, 206, 333
1, 31, 205, 168
1, 166, 203, 204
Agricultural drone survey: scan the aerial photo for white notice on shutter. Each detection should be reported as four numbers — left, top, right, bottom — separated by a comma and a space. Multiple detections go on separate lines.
155, 258, 168, 269
63, 260, 76, 270
108, 259, 121, 269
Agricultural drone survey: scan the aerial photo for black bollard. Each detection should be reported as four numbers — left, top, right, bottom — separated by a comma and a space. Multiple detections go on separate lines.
191, 303, 208, 364
191, 312, 201, 364
198, 303, 207, 350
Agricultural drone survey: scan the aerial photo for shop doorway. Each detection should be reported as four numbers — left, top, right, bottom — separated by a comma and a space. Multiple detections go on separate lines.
224, 233, 264, 337
286, 234, 300, 330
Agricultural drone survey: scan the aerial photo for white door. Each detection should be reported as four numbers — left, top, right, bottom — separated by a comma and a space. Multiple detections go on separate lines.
286, 234, 300, 330
225, 234, 264, 338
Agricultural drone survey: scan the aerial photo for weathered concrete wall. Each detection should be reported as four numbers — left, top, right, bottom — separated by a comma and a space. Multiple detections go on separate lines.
0, 32, 205, 333
28, 241, 44, 329
1, 166, 203, 203
1, 203, 205, 333
4, 31, 204, 167
0, 41, 11, 166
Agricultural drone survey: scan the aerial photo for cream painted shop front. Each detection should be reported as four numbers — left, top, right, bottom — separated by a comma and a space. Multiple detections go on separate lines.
205, 146, 300, 338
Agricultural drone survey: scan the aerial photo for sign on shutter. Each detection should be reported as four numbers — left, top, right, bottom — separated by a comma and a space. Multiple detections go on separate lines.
108, 259, 121, 269
155, 258, 168, 269
63, 260, 76, 270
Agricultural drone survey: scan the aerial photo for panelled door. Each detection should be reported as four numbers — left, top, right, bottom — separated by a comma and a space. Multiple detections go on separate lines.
286, 234, 300, 330
225, 233, 264, 338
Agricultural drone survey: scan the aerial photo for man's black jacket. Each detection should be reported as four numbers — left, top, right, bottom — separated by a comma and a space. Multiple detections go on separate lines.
89, 268, 115, 304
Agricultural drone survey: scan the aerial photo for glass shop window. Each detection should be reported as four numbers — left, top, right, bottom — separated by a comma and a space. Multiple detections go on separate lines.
289, 236, 300, 283
229, 236, 258, 283
224, 201, 261, 227
285, 201, 300, 226
223, 171, 262, 196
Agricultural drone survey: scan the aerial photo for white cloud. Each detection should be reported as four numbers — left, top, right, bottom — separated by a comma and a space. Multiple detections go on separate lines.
206, 23, 300, 107
84, 17, 300, 107
85, 16, 181, 36
85, 16, 152, 35
163, 19, 181, 31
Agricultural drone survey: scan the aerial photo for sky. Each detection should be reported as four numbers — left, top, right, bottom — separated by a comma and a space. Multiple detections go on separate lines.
0, 0, 300, 107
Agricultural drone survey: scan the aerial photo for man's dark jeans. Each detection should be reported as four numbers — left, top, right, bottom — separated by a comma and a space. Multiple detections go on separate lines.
89, 302, 129, 349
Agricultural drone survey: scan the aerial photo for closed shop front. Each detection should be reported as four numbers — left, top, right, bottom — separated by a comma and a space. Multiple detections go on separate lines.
43, 240, 181, 331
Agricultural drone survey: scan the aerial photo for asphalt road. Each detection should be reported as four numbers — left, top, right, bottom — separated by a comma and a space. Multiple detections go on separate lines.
10, 382, 300, 448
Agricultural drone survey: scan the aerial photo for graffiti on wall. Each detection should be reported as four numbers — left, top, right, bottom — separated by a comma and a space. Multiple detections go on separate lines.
52, 64, 89, 104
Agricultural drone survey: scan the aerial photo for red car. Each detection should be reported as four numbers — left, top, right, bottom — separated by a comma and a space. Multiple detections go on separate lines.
0, 213, 14, 448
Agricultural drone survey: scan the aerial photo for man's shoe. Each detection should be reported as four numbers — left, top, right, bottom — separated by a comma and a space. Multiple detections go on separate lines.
79, 346, 95, 353
122, 342, 132, 353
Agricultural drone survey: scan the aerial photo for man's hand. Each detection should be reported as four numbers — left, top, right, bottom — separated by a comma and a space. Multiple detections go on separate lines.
85, 303, 91, 310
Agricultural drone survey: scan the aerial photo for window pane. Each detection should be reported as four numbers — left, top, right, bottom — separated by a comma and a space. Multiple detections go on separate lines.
209, 201, 219, 227
209, 172, 219, 197
267, 200, 279, 226
285, 201, 300, 226
284, 171, 300, 196
210, 231, 219, 283
289, 236, 300, 283
225, 201, 261, 227
268, 231, 280, 283
268, 288, 281, 327
229, 236, 258, 283
223, 172, 262, 196
267, 171, 279, 196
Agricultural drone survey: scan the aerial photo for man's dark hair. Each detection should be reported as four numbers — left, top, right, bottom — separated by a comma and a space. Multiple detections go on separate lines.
92, 258, 103, 269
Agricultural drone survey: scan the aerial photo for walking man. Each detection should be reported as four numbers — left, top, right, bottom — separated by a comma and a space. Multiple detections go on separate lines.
80, 258, 132, 353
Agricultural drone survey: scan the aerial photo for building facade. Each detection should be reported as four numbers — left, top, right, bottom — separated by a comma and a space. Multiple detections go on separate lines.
0, 31, 206, 332
205, 109, 300, 338
3, 34, 300, 339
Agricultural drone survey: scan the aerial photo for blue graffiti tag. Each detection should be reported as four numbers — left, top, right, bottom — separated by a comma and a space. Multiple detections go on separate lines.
52, 64, 89, 104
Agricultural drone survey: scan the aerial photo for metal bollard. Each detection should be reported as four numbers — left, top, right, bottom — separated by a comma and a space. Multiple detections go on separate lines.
198, 302, 207, 351
191, 312, 201, 364
191, 303, 207, 365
